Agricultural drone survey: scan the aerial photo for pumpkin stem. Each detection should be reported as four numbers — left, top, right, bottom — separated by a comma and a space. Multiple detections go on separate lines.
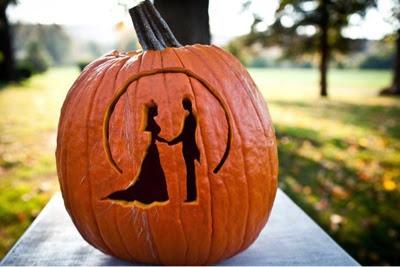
129, 0, 182, 51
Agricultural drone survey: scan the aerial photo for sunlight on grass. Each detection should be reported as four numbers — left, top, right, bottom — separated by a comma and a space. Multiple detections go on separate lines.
250, 68, 392, 99
0, 68, 79, 258
252, 68, 399, 265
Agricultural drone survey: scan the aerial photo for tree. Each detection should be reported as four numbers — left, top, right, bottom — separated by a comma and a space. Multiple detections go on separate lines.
380, 0, 400, 95
39, 24, 71, 65
243, 0, 376, 97
23, 41, 51, 73
154, 0, 210, 45
13, 23, 72, 66
0, 0, 16, 82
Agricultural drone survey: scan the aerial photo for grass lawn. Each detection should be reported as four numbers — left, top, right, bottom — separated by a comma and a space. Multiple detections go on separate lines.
0, 68, 78, 258
252, 68, 399, 265
0, 67, 398, 265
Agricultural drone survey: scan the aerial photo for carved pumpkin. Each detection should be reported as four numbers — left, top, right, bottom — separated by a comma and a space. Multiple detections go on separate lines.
56, 1, 278, 265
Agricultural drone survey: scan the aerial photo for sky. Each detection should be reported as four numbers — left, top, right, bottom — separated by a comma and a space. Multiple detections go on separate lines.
7, 0, 395, 45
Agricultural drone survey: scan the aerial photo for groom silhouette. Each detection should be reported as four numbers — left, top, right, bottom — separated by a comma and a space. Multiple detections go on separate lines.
168, 98, 200, 202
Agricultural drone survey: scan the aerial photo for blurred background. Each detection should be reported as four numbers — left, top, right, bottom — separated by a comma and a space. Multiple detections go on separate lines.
0, 0, 399, 265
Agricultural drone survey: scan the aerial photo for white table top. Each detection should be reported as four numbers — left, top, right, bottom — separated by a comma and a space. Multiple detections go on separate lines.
1, 190, 358, 266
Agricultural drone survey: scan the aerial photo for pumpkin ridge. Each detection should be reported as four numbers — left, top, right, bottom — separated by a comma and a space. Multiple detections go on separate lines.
159, 49, 191, 262
123, 55, 143, 181
107, 57, 138, 261
211, 47, 277, 151
185, 46, 252, 261
179, 46, 232, 263
144, 213, 160, 264
86, 57, 131, 256
57, 57, 112, 194
207, 46, 276, 247
209, 47, 271, 140
57, 57, 110, 221
196, 46, 271, 252
199, 46, 276, 253
128, 53, 163, 263
210, 47, 278, 245
214, 46, 279, 181
62, 59, 117, 252
171, 48, 213, 265
142, 52, 163, 264
159, 50, 189, 264
114, 207, 135, 261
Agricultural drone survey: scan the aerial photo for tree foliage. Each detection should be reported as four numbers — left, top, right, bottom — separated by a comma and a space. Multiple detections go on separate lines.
266, 0, 375, 56
237, 0, 376, 97
387, 0, 400, 29
22, 41, 51, 73
13, 23, 71, 66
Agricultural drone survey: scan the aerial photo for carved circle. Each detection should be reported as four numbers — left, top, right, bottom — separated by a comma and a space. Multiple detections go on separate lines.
102, 67, 233, 174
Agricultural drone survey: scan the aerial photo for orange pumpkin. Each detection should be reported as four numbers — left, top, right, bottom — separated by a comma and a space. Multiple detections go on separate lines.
56, 0, 278, 265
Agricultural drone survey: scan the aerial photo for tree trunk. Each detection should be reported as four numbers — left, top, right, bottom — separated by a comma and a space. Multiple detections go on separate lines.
0, 3, 15, 82
319, 0, 329, 98
392, 29, 400, 94
154, 0, 210, 45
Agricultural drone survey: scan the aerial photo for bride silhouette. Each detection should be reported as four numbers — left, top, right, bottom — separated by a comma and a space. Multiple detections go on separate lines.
107, 99, 200, 205
107, 100, 169, 204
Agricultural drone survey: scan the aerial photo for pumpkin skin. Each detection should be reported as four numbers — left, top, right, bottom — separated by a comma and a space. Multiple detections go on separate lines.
56, 2, 278, 265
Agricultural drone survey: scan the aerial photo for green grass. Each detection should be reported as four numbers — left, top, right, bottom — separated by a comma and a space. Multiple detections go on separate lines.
250, 68, 392, 98
0, 68, 79, 258
0, 67, 398, 265
251, 68, 399, 265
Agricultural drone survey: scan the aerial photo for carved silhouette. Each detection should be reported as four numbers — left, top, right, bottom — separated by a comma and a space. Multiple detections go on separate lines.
168, 98, 200, 202
107, 101, 169, 204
